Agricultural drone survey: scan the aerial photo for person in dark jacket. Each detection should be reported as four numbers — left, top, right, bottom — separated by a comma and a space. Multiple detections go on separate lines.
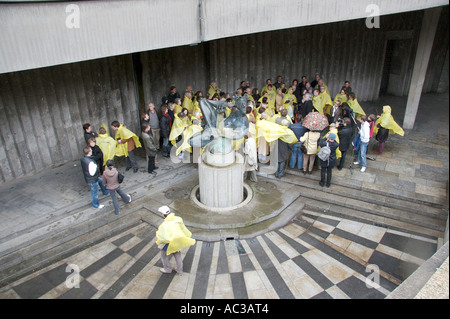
298, 93, 314, 119
289, 114, 309, 170
318, 133, 339, 188
141, 122, 158, 175
167, 86, 180, 104
83, 123, 98, 144
275, 119, 293, 178
159, 104, 172, 157
337, 117, 353, 170
87, 137, 104, 175
80, 146, 109, 209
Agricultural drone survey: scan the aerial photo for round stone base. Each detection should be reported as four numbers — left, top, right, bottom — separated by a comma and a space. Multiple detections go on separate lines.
190, 183, 253, 213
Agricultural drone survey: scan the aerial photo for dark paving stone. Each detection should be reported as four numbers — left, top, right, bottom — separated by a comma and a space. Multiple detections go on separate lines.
41, 263, 70, 287
13, 275, 55, 299
261, 234, 290, 264
337, 275, 386, 299
100, 245, 160, 299
126, 233, 155, 257
311, 290, 333, 299
235, 239, 247, 255
111, 233, 134, 246
230, 272, 248, 299
291, 254, 334, 291
148, 272, 176, 299
299, 232, 367, 276
368, 250, 419, 281
216, 241, 229, 275
246, 238, 295, 299
332, 227, 379, 249
239, 252, 256, 272
58, 279, 97, 299
380, 232, 437, 260
13, 263, 69, 298
317, 216, 341, 227
79, 248, 124, 279
275, 230, 309, 255
191, 242, 214, 299
181, 244, 196, 274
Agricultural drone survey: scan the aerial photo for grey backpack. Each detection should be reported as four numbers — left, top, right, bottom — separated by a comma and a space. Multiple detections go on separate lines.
318, 142, 331, 162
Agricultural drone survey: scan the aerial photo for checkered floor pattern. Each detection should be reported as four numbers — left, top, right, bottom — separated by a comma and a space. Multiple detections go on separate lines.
0, 210, 437, 299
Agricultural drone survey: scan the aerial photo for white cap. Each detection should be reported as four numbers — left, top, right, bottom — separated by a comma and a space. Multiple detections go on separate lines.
158, 205, 170, 215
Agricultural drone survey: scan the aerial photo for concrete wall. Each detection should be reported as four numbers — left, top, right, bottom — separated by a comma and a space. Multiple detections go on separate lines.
1, 0, 448, 74
0, 55, 139, 183
0, 9, 448, 184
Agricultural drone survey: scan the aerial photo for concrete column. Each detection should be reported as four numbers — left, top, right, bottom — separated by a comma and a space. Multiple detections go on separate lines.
403, 7, 442, 130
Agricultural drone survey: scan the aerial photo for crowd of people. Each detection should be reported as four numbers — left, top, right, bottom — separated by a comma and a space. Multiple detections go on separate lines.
80, 74, 405, 210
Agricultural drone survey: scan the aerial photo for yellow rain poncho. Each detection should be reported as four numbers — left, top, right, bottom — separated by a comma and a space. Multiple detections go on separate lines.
313, 92, 333, 115
256, 119, 298, 145
97, 125, 117, 166
182, 96, 194, 113
114, 124, 141, 157
347, 98, 366, 118
175, 122, 203, 156
208, 85, 220, 97
169, 115, 189, 146
334, 93, 348, 104
156, 213, 196, 255
373, 105, 404, 136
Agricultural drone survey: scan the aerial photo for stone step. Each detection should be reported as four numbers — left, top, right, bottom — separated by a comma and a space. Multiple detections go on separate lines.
0, 164, 196, 255
285, 167, 448, 211
262, 172, 446, 238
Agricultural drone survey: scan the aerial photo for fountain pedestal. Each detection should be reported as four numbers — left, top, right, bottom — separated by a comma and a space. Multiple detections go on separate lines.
198, 143, 244, 209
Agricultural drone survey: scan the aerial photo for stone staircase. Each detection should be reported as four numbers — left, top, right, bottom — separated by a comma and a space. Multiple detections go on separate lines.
274, 167, 448, 239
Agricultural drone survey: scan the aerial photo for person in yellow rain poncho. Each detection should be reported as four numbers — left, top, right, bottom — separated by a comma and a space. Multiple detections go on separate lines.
96, 125, 117, 168
175, 117, 203, 156
373, 105, 404, 154
156, 206, 196, 276
169, 112, 190, 157
256, 116, 298, 153
347, 93, 366, 119
334, 88, 348, 105
314, 79, 331, 97
208, 81, 220, 97
313, 87, 333, 115
110, 120, 141, 173
182, 91, 194, 114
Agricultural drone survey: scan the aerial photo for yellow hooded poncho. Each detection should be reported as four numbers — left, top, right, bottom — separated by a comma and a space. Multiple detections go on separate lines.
256, 119, 298, 145
373, 105, 404, 136
182, 96, 194, 113
96, 126, 117, 166
169, 115, 189, 146
208, 85, 220, 97
334, 93, 348, 104
313, 92, 333, 115
347, 98, 366, 118
156, 213, 196, 255
114, 124, 141, 157
175, 122, 203, 155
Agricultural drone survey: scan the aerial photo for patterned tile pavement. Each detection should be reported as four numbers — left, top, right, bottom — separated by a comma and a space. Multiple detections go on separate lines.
0, 209, 437, 299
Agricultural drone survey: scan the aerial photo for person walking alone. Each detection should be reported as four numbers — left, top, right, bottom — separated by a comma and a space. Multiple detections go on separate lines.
156, 206, 196, 276
102, 160, 131, 215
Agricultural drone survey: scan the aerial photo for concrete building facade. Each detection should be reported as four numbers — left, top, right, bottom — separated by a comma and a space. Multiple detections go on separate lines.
0, 0, 448, 183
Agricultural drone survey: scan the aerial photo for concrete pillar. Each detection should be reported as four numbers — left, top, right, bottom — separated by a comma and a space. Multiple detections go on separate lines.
403, 7, 442, 130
